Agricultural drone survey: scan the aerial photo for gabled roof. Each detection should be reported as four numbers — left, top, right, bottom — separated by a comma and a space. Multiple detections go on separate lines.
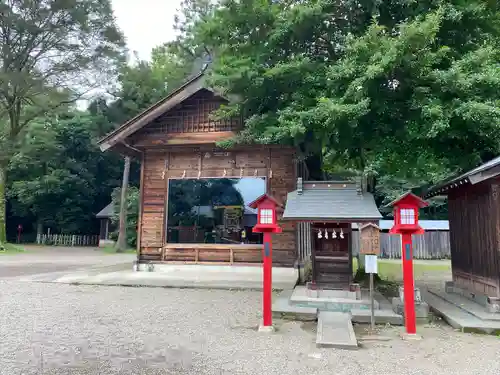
425, 155, 500, 198
97, 72, 207, 152
96, 203, 114, 218
282, 181, 382, 221
384, 191, 428, 209
248, 194, 283, 209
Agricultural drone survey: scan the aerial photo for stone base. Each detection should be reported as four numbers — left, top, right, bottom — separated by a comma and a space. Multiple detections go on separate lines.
445, 281, 500, 313
392, 298, 429, 323
292, 286, 378, 312
272, 290, 318, 321
398, 286, 422, 304
258, 324, 275, 333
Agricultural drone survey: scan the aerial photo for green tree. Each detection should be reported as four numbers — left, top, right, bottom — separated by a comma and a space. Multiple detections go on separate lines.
179, 0, 500, 196
8, 112, 124, 236
0, 0, 125, 242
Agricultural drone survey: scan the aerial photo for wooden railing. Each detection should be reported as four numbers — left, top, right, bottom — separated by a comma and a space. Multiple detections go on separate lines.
36, 234, 100, 247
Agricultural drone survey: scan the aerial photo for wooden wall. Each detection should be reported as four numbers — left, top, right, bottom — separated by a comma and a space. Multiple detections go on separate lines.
138, 146, 298, 267
448, 178, 500, 298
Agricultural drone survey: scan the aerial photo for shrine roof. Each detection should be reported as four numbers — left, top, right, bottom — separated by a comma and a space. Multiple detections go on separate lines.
424, 155, 500, 198
282, 181, 382, 222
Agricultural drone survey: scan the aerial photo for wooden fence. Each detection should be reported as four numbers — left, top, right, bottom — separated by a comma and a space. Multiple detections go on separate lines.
36, 234, 100, 247
352, 231, 451, 259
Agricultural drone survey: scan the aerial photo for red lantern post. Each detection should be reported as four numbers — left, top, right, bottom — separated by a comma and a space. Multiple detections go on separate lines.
249, 194, 282, 331
386, 192, 428, 336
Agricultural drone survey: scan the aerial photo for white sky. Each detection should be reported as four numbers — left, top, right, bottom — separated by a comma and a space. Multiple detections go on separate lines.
111, 0, 183, 61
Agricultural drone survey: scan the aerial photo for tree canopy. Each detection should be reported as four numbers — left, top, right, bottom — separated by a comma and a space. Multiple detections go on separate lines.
2, 0, 499, 244
173, 0, 500, 203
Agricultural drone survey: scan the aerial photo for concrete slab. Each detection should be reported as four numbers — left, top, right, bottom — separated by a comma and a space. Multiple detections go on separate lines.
428, 288, 500, 321
18, 265, 298, 291
423, 290, 500, 335
350, 308, 403, 325
272, 290, 317, 321
291, 286, 379, 312
445, 281, 499, 312
316, 311, 358, 350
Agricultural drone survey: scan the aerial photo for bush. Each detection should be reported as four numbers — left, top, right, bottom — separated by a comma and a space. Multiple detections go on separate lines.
303, 260, 313, 283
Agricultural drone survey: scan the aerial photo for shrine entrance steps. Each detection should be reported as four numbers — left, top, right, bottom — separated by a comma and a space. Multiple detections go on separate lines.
424, 286, 500, 335
272, 286, 403, 349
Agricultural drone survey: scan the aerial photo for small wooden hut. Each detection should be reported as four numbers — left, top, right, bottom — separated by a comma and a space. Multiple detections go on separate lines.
425, 156, 500, 301
96, 202, 115, 247
283, 179, 382, 288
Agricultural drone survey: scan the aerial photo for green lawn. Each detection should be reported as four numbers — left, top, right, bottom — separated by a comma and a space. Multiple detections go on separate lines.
0, 243, 26, 254
100, 245, 136, 254
353, 258, 451, 281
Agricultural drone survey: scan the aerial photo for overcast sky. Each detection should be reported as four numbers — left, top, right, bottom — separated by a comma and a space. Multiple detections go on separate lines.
111, 0, 183, 61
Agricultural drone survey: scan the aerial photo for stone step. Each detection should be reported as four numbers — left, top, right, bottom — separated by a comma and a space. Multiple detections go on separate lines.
350, 308, 403, 325
316, 311, 358, 350
272, 290, 317, 321
428, 288, 500, 321
423, 290, 500, 335
290, 286, 378, 312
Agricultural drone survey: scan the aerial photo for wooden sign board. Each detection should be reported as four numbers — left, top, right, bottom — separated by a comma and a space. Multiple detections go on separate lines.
359, 223, 380, 255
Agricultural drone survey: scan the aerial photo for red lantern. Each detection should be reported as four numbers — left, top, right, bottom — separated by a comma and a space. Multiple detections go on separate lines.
388, 192, 428, 235
250, 194, 282, 234
386, 192, 428, 337
248, 194, 282, 331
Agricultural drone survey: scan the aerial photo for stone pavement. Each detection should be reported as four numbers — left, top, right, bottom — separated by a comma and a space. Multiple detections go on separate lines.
14, 264, 298, 290
0, 246, 135, 278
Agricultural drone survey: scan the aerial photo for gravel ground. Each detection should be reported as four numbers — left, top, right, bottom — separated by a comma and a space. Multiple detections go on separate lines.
0, 281, 499, 375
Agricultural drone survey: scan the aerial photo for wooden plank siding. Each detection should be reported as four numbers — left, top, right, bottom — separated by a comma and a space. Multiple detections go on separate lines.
448, 179, 500, 298
351, 231, 451, 259
116, 85, 299, 267
138, 147, 298, 267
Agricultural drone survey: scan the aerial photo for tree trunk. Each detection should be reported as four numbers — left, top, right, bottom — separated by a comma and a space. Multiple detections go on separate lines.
0, 164, 7, 243
36, 220, 43, 237
115, 156, 131, 252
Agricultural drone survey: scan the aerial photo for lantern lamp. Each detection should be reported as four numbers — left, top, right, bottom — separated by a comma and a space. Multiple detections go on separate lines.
386, 192, 428, 234
248, 194, 282, 234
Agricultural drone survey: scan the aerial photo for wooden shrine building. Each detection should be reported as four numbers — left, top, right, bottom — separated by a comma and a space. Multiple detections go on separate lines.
425, 156, 500, 301
98, 69, 382, 289
98, 71, 298, 266
283, 179, 382, 288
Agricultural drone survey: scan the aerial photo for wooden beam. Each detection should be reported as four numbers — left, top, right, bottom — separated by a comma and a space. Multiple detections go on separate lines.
164, 243, 262, 250
133, 131, 237, 147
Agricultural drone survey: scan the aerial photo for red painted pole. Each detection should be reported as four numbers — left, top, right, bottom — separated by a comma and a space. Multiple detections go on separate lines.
402, 232, 416, 334
262, 232, 273, 327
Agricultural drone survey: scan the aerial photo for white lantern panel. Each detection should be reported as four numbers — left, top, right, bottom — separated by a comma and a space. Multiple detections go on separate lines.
260, 209, 274, 224
400, 208, 415, 224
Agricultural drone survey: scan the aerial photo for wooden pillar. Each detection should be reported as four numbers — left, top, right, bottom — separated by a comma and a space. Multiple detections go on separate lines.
105, 219, 109, 240
311, 223, 318, 284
